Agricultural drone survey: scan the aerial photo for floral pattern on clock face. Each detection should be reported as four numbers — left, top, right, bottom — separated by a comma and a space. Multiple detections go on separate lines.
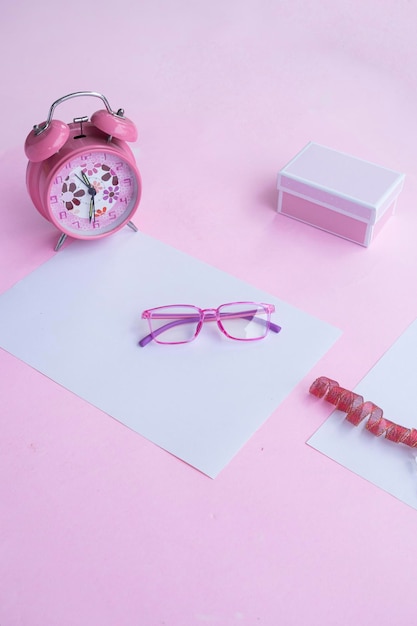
49, 151, 139, 236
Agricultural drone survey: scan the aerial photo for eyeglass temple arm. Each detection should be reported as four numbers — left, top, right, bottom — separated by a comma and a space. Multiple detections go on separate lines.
138, 316, 200, 347
138, 312, 281, 347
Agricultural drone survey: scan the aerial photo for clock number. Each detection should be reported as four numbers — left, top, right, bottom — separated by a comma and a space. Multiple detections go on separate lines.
72, 220, 80, 229
50, 195, 58, 204
123, 178, 131, 186
54, 175, 63, 185
93, 221, 101, 229
109, 210, 117, 220
59, 211, 67, 220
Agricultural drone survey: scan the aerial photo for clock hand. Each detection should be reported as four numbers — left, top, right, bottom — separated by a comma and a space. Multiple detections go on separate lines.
75, 172, 97, 222
74, 173, 89, 188
81, 171, 92, 187
82, 173, 97, 222
75, 172, 96, 196
89, 195, 95, 223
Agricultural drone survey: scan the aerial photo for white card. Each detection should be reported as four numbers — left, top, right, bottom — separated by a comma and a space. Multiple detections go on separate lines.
308, 318, 417, 508
0, 231, 340, 477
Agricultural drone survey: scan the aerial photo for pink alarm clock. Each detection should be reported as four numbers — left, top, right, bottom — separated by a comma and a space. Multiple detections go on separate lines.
24, 91, 142, 250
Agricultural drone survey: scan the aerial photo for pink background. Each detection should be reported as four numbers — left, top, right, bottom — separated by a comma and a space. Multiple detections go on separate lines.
1, 1, 417, 624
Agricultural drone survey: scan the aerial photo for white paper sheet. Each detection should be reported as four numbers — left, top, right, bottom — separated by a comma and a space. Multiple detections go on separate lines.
308, 318, 417, 508
0, 231, 340, 477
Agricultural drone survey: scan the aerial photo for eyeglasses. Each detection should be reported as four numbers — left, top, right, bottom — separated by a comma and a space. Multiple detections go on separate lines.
139, 301, 281, 347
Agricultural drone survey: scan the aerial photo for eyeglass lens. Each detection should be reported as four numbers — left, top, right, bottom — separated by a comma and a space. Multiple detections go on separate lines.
217, 303, 269, 340
148, 305, 201, 344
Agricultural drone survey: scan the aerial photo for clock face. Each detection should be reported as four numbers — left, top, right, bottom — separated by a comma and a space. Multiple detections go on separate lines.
48, 150, 139, 236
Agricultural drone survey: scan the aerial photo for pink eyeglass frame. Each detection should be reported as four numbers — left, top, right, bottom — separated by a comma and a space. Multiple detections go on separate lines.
139, 302, 281, 347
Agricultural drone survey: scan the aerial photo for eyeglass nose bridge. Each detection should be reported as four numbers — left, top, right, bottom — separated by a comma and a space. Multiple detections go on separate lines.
200, 307, 218, 321
198, 308, 225, 337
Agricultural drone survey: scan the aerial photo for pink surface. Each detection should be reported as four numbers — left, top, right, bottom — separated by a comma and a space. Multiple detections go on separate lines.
2, 1, 417, 624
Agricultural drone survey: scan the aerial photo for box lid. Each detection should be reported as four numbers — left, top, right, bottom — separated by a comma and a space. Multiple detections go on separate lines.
277, 142, 405, 223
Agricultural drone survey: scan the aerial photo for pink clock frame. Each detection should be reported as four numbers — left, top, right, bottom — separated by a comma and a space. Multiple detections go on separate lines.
24, 91, 142, 250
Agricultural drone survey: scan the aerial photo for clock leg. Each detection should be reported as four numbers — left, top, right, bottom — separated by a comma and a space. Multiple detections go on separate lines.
55, 233, 68, 251
127, 221, 138, 232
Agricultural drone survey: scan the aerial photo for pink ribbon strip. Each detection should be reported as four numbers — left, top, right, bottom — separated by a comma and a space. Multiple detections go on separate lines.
309, 376, 417, 448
